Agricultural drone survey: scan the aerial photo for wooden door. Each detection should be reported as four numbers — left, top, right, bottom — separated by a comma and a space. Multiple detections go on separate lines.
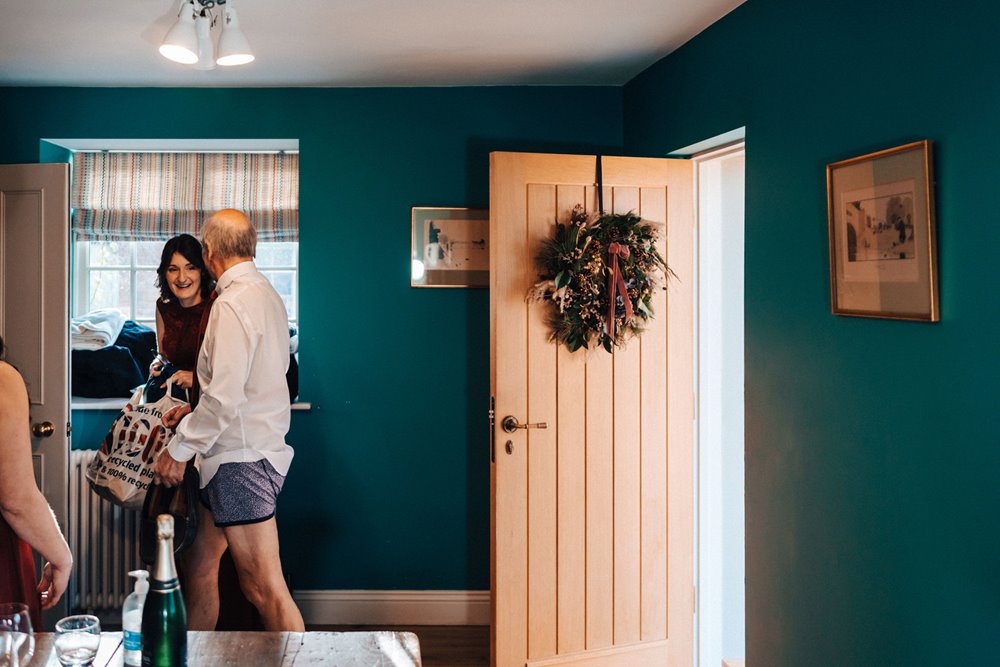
0, 163, 71, 621
490, 152, 694, 667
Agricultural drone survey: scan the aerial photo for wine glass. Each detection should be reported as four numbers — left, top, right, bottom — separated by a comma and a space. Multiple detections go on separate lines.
53, 615, 100, 667
0, 602, 35, 667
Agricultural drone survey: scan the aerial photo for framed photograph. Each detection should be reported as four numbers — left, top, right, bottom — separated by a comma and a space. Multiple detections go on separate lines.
826, 140, 939, 321
411, 207, 489, 288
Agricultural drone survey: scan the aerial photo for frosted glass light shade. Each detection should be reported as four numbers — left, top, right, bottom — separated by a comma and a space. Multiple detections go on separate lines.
216, 4, 254, 66
159, 2, 199, 65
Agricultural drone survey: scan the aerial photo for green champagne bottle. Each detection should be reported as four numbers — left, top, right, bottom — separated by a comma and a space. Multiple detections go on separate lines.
141, 514, 187, 667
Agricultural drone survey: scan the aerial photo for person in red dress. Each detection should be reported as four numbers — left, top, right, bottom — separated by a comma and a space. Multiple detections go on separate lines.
150, 234, 216, 404
0, 335, 73, 628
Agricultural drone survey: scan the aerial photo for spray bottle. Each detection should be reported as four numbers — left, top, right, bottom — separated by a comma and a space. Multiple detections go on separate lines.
122, 569, 149, 666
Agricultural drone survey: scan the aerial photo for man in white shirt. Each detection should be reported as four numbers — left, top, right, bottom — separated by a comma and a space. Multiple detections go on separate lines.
153, 209, 304, 632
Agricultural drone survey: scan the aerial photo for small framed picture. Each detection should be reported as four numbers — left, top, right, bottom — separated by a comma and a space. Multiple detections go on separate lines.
826, 140, 939, 321
411, 207, 489, 288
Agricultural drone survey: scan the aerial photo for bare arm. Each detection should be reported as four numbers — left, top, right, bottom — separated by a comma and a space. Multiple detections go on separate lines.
155, 307, 165, 355
0, 362, 73, 609
152, 308, 166, 374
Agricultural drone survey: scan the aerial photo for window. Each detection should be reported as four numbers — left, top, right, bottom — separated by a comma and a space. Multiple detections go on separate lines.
73, 241, 162, 329
67, 149, 301, 406
255, 242, 299, 324
73, 240, 299, 329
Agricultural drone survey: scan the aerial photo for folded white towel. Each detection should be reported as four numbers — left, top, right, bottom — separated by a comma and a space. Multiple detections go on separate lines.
71, 308, 127, 351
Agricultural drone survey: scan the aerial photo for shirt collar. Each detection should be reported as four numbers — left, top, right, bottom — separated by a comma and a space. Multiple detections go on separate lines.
215, 260, 256, 294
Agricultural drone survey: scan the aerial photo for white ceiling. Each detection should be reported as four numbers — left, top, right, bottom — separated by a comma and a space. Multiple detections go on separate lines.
0, 0, 744, 87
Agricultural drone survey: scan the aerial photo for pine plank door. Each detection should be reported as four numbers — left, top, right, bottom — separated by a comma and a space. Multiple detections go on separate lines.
490, 152, 694, 667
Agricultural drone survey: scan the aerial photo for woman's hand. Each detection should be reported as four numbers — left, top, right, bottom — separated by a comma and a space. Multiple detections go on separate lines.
163, 370, 194, 389
38, 557, 72, 610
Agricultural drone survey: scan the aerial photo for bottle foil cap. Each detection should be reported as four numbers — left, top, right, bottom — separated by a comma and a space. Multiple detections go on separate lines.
156, 513, 175, 540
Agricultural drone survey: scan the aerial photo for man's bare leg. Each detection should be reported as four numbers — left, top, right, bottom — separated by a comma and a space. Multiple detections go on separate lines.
181, 504, 229, 630
224, 517, 304, 631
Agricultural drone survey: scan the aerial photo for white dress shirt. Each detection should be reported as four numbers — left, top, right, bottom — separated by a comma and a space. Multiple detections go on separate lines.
167, 260, 294, 487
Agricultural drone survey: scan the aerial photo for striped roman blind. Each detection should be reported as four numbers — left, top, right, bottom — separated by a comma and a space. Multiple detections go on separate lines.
71, 152, 298, 241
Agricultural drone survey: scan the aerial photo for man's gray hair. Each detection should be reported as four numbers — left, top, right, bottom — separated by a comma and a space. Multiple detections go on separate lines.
202, 209, 257, 260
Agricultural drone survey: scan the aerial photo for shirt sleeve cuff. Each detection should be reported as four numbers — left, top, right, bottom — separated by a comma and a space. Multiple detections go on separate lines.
166, 438, 199, 463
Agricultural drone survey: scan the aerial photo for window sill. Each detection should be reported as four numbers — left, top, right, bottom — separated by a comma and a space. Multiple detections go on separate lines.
71, 397, 125, 410
71, 397, 312, 411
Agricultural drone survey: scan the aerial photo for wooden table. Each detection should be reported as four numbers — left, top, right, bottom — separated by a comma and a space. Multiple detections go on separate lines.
33, 630, 422, 666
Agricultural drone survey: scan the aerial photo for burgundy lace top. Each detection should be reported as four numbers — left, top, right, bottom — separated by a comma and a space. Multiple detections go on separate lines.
157, 297, 212, 370
156, 296, 214, 405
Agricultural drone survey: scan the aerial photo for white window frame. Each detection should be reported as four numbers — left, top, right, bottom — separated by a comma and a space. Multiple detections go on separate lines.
255, 245, 300, 327
72, 240, 299, 329
72, 240, 160, 329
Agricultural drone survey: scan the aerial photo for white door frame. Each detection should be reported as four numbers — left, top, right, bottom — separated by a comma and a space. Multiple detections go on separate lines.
692, 141, 746, 667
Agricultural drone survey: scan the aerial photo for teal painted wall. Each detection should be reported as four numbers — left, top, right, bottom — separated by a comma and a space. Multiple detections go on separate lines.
624, 0, 999, 664
1, 86, 623, 591
71, 409, 118, 451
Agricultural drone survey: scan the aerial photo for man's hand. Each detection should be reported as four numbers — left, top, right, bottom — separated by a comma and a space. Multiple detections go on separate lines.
162, 404, 192, 428
153, 452, 187, 488
38, 558, 71, 610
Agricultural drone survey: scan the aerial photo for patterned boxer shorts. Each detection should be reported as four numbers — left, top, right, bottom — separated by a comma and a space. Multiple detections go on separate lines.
200, 459, 285, 527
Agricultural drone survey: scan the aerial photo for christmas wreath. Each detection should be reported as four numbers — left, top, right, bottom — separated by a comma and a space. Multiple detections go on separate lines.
529, 205, 673, 353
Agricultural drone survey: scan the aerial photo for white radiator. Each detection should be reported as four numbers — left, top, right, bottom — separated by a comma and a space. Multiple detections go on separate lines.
68, 450, 142, 615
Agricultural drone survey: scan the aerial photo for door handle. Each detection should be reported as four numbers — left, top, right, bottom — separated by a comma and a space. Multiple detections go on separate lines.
32, 421, 55, 438
501, 416, 548, 433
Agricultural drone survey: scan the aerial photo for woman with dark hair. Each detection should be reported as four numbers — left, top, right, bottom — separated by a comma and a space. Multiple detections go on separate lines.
0, 335, 73, 627
152, 234, 216, 400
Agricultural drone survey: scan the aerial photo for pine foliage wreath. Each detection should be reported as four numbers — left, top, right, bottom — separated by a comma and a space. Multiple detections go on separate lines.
529, 205, 674, 353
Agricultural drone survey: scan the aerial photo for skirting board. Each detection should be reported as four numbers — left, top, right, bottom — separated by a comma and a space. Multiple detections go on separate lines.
293, 590, 491, 626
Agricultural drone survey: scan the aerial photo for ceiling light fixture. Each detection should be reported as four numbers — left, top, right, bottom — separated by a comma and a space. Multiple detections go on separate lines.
159, 0, 254, 70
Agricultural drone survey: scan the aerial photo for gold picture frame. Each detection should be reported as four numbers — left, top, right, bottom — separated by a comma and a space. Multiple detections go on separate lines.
410, 207, 489, 288
826, 140, 939, 321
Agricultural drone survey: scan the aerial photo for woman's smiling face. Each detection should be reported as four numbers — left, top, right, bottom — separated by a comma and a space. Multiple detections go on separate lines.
165, 252, 202, 307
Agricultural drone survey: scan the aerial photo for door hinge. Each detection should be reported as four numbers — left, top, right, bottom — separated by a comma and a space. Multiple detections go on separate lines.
489, 396, 496, 464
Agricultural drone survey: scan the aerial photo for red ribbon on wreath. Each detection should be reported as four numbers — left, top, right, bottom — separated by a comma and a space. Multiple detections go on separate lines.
605, 242, 633, 337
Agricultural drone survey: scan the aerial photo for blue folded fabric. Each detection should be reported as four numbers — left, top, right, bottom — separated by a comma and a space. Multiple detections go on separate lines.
71, 345, 144, 398
115, 320, 157, 373
71, 320, 159, 399
143, 362, 188, 403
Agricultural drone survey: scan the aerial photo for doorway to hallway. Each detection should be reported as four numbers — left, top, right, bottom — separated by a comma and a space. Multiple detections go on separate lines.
694, 142, 745, 667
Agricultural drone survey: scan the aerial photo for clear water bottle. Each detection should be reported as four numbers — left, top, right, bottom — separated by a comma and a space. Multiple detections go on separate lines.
123, 569, 149, 666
